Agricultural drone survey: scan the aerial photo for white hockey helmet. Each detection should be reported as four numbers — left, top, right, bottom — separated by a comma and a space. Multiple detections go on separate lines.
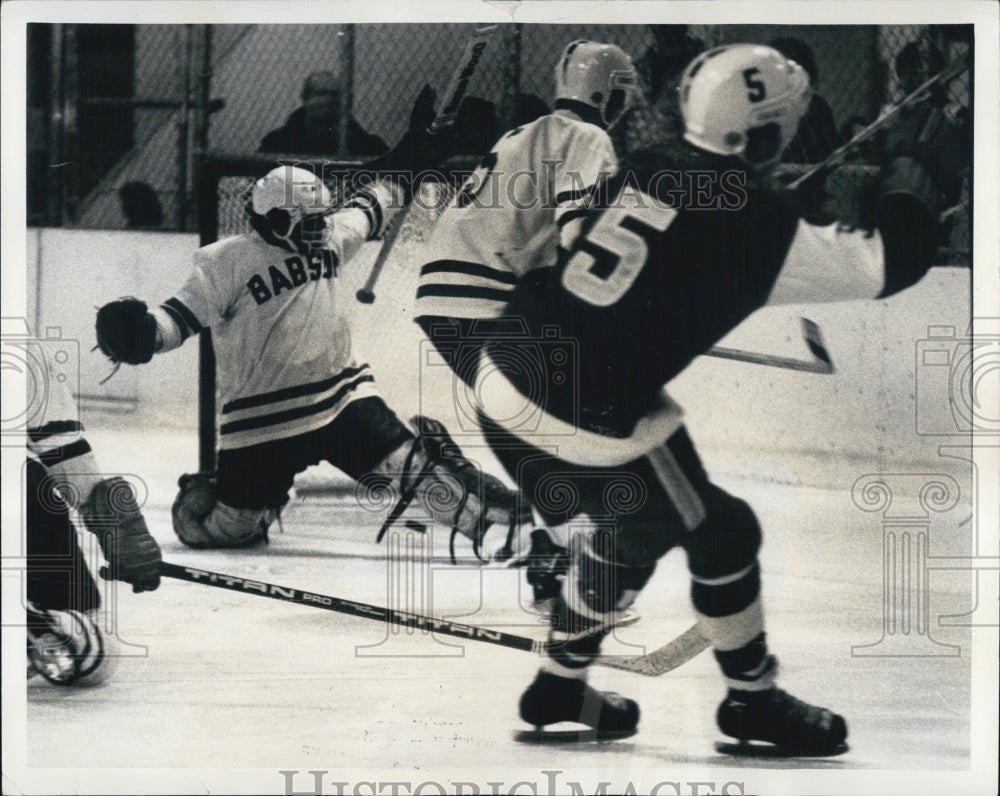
249, 165, 332, 252
554, 40, 639, 129
679, 44, 811, 166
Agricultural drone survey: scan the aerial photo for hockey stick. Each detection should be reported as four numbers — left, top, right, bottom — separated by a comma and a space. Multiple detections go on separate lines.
786, 52, 969, 192
356, 25, 496, 304
705, 317, 834, 374
356, 208, 409, 304
159, 561, 707, 677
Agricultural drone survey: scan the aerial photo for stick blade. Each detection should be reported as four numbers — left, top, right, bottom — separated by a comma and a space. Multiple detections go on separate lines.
595, 623, 709, 677
801, 317, 834, 373
356, 289, 376, 304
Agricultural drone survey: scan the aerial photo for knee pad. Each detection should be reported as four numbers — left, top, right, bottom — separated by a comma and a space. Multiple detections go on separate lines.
172, 472, 274, 549
686, 488, 762, 624
562, 535, 656, 626
685, 487, 762, 581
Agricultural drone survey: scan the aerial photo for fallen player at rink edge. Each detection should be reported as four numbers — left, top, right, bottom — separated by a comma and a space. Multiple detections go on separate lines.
475, 43, 951, 753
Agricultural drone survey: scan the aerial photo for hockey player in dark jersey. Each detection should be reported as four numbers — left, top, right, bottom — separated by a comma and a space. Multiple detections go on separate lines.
473, 43, 949, 752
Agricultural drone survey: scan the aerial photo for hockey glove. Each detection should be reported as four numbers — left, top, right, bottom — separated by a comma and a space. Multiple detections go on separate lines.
95, 298, 158, 365
360, 85, 454, 201
80, 477, 162, 592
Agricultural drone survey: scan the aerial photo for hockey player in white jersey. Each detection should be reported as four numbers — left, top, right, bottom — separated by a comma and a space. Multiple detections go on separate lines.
413, 40, 639, 599
21, 335, 161, 685
415, 40, 635, 327
94, 100, 521, 552
471, 43, 961, 752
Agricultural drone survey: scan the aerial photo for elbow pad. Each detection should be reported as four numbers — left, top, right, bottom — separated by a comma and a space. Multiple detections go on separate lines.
876, 156, 939, 298
879, 154, 938, 216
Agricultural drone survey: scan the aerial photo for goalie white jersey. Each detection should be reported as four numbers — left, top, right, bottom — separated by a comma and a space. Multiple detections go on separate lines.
415, 109, 618, 320
155, 183, 401, 451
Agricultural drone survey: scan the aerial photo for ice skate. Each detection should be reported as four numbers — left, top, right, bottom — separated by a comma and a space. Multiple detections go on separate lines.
26, 603, 112, 687
716, 687, 848, 756
518, 670, 639, 740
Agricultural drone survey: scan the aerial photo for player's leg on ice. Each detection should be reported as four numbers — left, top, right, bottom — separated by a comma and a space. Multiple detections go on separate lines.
371, 413, 525, 553
171, 397, 410, 549
519, 530, 653, 737
27, 378, 161, 591
483, 421, 665, 736
25, 457, 115, 686
415, 316, 569, 576
171, 397, 523, 550
505, 525, 571, 613
670, 426, 848, 755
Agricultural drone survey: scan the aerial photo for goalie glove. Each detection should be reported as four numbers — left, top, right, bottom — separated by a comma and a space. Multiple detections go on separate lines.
359, 84, 454, 201
95, 298, 158, 365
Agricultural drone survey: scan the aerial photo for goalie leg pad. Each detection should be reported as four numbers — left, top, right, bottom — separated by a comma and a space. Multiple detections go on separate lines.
373, 432, 521, 547
172, 472, 274, 549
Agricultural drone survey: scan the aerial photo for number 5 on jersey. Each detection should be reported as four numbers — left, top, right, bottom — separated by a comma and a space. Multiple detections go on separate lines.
561, 203, 676, 307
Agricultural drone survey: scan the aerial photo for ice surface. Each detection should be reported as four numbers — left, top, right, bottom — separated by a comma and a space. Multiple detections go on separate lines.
16, 433, 976, 792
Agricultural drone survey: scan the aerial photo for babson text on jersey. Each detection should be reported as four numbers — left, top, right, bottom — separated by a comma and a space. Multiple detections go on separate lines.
247, 251, 339, 305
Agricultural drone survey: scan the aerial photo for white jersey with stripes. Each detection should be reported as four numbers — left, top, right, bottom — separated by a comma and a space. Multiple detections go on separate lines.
153, 182, 402, 451
415, 109, 618, 320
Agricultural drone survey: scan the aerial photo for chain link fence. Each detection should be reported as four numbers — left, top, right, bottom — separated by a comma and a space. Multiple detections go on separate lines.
31, 22, 971, 255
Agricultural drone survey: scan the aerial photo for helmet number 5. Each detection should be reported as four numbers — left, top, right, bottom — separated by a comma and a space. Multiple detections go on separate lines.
743, 68, 767, 103
562, 204, 676, 307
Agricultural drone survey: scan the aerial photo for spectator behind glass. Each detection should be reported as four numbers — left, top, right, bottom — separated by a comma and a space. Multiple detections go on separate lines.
837, 116, 878, 164
119, 181, 164, 228
880, 40, 970, 244
625, 25, 705, 153
639, 25, 705, 103
769, 38, 839, 163
258, 70, 388, 158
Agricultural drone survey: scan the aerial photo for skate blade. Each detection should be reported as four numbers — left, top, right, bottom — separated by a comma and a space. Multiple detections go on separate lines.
612, 609, 640, 628
515, 726, 638, 744
715, 740, 849, 758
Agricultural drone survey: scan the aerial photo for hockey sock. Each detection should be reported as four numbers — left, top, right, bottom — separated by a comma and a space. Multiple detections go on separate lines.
713, 631, 778, 693
544, 596, 606, 675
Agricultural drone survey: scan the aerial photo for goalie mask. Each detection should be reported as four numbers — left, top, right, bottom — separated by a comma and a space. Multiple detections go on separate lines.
555, 40, 639, 130
248, 165, 332, 253
679, 44, 811, 167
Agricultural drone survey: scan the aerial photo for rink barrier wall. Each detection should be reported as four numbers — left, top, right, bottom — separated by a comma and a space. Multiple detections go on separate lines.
23, 227, 972, 487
